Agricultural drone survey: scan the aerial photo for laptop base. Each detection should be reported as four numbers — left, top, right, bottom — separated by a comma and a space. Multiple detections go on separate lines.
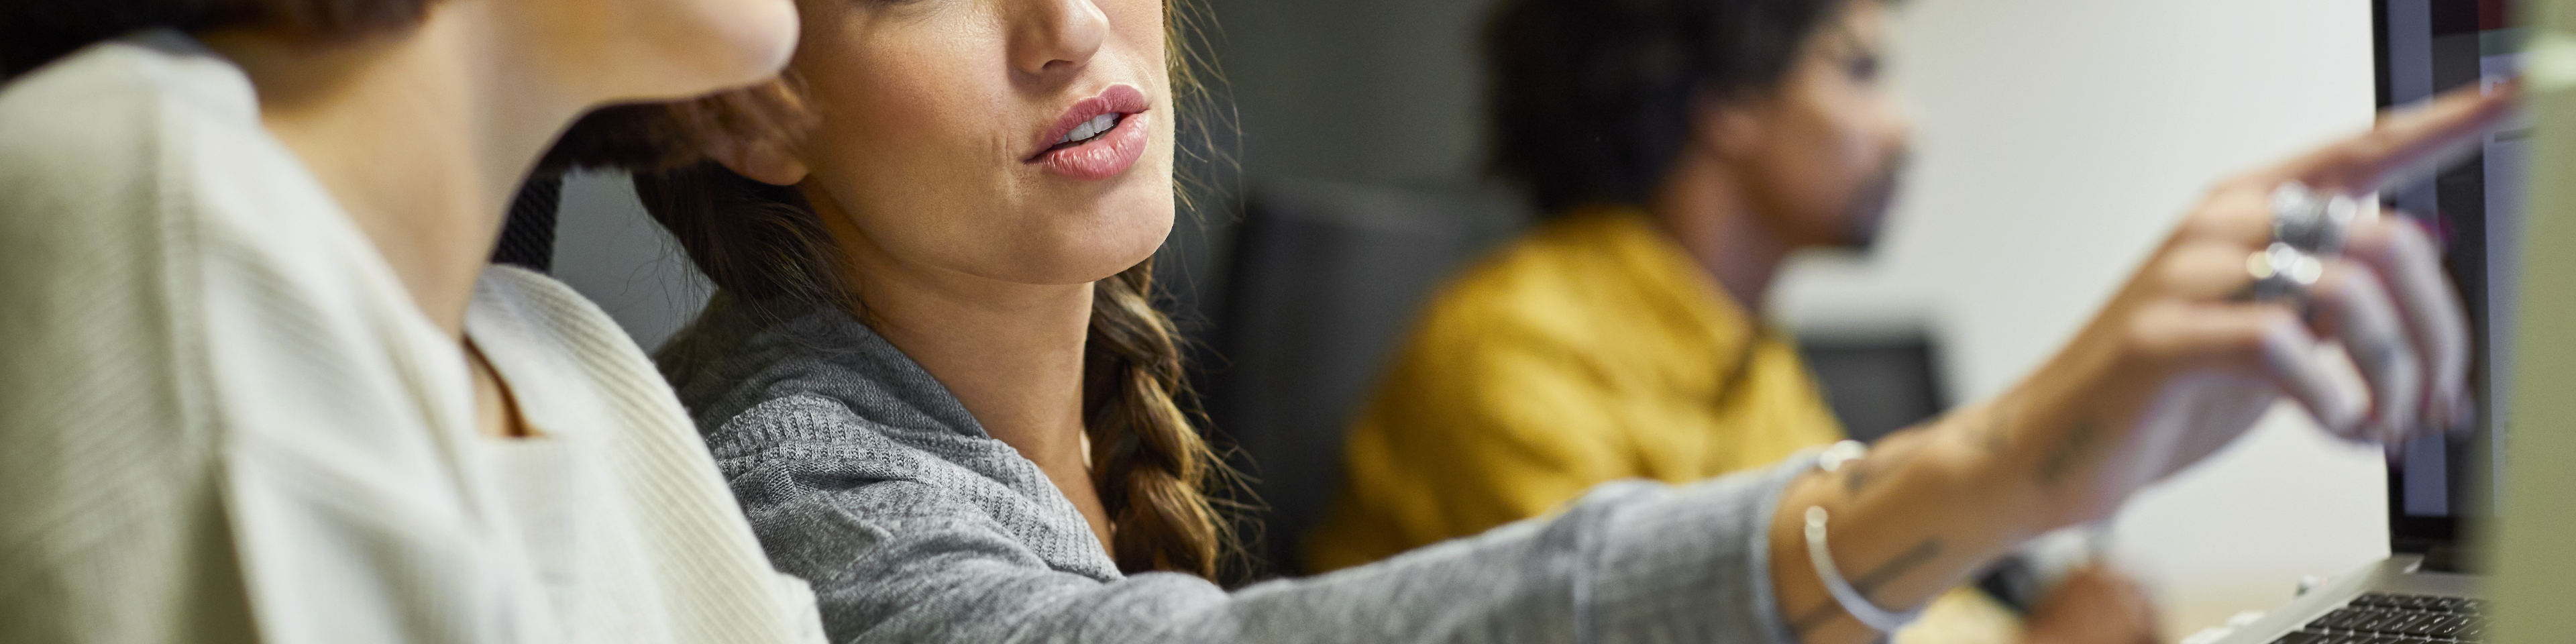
2214, 556, 2485, 644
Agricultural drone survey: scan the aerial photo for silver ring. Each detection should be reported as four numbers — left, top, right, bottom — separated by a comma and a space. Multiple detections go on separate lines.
2245, 242, 2324, 303
2270, 181, 2360, 255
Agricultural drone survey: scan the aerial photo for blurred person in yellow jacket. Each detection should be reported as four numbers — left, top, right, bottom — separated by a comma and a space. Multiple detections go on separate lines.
1307, 0, 2159, 642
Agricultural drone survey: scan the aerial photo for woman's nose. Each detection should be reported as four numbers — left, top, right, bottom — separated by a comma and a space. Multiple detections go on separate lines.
1010, 0, 1110, 80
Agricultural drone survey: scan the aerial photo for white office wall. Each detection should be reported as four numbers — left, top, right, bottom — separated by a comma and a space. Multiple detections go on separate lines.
1772, 0, 2395, 637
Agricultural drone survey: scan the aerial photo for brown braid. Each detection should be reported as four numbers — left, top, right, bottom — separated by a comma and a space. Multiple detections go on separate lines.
549, 0, 1238, 580
1084, 260, 1228, 576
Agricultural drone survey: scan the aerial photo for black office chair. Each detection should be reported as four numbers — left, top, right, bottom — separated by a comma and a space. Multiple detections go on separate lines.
1200, 179, 1529, 579
1801, 332, 1949, 443
492, 175, 563, 272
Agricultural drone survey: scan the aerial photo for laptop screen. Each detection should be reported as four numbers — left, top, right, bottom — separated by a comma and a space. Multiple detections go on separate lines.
2374, 0, 2524, 556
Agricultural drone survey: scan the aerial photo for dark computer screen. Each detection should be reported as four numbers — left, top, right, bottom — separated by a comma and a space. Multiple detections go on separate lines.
2375, 0, 2524, 554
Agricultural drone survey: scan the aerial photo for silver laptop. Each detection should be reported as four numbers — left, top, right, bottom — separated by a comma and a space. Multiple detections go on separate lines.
2214, 2, 2526, 643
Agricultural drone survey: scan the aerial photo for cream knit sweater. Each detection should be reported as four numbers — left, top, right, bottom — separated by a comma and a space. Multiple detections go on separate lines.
0, 30, 821, 644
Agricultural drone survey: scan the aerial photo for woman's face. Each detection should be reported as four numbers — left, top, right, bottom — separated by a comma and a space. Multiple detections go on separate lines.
775, 0, 1175, 286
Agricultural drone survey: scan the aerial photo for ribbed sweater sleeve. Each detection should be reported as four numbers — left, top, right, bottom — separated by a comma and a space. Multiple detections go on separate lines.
708, 392, 1809, 644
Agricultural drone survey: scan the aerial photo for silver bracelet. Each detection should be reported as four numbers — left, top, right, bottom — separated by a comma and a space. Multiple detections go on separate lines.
1803, 441, 1925, 634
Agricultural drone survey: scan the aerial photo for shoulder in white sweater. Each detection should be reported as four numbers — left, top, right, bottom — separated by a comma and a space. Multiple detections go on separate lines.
0, 30, 819, 644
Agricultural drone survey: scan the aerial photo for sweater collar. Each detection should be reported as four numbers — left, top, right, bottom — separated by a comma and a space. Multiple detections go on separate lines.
663, 296, 994, 442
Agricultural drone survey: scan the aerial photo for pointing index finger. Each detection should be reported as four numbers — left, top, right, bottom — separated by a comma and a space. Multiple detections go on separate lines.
2257, 79, 2521, 195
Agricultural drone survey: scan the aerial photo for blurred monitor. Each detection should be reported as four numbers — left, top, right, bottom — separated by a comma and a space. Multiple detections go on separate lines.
2376, 0, 2526, 563
1801, 334, 1948, 444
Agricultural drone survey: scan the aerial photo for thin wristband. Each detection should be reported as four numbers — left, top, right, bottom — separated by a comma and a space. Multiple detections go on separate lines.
1803, 440, 1925, 635
1803, 506, 1925, 633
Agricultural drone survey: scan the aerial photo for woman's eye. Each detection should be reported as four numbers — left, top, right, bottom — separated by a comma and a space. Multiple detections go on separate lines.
1847, 54, 1881, 82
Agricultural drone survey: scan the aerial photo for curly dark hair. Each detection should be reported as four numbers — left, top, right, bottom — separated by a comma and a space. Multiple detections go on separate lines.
1484, 0, 1875, 214
3, 0, 433, 78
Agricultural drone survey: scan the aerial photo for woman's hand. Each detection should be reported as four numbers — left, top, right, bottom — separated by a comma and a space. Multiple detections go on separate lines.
2019, 567, 2159, 644
1998, 78, 2516, 530
1768, 80, 2518, 644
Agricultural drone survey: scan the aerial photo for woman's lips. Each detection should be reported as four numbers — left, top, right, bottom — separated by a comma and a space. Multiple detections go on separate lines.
1029, 85, 1151, 181
1033, 111, 1149, 180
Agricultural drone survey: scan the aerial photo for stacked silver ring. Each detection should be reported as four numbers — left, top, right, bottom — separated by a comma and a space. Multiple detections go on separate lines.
2246, 182, 2355, 303
2247, 241, 2326, 303
2270, 180, 2361, 255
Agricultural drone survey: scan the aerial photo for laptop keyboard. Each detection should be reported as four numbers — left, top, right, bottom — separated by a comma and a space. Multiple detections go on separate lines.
2269, 592, 2489, 644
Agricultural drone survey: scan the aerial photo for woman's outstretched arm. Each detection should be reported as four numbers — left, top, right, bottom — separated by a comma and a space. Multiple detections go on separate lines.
1766, 80, 2517, 644
715, 77, 2514, 644
724, 390, 1820, 644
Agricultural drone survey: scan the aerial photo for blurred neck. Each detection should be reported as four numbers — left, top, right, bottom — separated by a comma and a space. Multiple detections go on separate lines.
201, 2, 587, 339
1648, 146, 1796, 318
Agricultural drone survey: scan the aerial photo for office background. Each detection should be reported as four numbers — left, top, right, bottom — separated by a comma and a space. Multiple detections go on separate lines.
546, 0, 2396, 638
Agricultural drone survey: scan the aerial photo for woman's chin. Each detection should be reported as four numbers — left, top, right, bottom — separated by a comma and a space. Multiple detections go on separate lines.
735, 0, 803, 81
985, 220, 1173, 286
715, 10, 801, 87
651, 0, 802, 95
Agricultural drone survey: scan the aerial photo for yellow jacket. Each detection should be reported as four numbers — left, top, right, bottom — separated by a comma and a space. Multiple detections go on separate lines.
1303, 209, 2018, 643
1307, 208, 1843, 571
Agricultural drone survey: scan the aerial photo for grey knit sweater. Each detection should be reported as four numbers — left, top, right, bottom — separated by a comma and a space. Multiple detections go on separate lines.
659, 298, 1815, 644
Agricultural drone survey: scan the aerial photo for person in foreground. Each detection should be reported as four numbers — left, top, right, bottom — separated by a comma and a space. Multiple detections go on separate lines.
566, 0, 2505, 643
0, 0, 823, 641
1307, 1, 2149, 641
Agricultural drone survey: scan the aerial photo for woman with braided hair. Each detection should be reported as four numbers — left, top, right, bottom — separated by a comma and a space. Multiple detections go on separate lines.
545, 0, 2510, 642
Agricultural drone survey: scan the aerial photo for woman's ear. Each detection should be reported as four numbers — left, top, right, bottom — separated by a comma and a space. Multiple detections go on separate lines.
1689, 93, 1770, 162
711, 136, 810, 186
